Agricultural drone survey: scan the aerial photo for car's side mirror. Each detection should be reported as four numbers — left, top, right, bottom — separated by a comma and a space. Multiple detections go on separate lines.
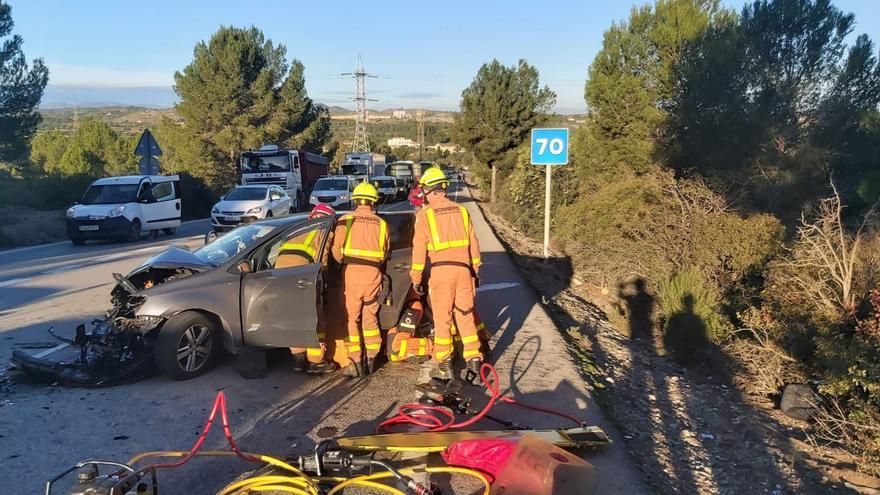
238, 260, 254, 274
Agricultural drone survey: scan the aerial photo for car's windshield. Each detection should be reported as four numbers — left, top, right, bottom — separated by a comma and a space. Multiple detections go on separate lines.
375, 179, 395, 188
81, 184, 140, 204
342, 164, 368, 176
224, 187, 268, 201
241, 154, 289, 172
314, 179, 349, 191
194, 224, 277, 266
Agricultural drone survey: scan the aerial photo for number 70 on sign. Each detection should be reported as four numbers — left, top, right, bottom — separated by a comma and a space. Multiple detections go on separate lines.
530, 128, 569, 165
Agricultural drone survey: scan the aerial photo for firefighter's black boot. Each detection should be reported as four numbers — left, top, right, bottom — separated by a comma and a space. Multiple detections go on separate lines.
366, 357, 377, 374
432, 358, 454, 381
307, 361, 337, 374
461, 358, 483, 385
343, 361, 364, 378
291, 352, 307, 373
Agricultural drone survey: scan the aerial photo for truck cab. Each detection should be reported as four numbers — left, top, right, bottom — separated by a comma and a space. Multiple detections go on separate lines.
240, 144, 329, 211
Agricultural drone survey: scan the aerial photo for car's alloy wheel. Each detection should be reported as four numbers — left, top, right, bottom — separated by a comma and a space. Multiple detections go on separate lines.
176, 324, 212, 373
156, 312, 218, 380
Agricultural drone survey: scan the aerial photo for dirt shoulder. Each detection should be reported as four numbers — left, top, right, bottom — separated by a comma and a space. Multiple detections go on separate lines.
0, 207, 66, 248
470, 185, 880, 495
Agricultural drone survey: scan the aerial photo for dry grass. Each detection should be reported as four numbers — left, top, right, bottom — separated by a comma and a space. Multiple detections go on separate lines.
0, 207, 67, 248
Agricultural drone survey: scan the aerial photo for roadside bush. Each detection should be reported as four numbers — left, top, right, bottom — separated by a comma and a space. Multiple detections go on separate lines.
495, 147, 578, 239
738, 187, 880, 473
0, 171, 95, 210
659, 268, 732, 352
554, 170, 783, 300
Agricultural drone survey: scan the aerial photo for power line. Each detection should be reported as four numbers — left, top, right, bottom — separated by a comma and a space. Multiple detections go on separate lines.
341, 54, 377, 153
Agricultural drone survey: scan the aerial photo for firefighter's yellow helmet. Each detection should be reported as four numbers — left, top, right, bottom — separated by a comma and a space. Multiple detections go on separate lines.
352, 182, 379, 203
419, 167, 448, 188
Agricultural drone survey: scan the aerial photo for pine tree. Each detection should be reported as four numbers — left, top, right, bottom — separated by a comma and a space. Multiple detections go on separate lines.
171, 26, 329, 189
455, 60, 555, 202
0, 1, 48, 162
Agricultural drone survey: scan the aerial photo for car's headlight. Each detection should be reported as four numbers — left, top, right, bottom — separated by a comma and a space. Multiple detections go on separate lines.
339, 194, 349, 200
310, 195, 317, 202
66, 207, 76, 218
107, 206, 125, 218
247, 206, 262, 214
212, 206, 220, 214
130, 314, 164, 330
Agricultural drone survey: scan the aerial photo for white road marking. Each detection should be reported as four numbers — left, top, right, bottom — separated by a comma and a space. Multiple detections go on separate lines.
44, 263, 86, 274
0, 277, 26, 288
476, 282, 520, 293
33, 343, 69, 359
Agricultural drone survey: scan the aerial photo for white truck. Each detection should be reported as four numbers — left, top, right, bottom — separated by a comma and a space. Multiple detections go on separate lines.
341, 152, 387, 179
239, 144, 329, 211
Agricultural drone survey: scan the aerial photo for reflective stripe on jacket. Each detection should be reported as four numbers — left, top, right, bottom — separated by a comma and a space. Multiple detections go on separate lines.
411, 196, 481, 277
280, 230, 318, 259
331, 205, 389, 264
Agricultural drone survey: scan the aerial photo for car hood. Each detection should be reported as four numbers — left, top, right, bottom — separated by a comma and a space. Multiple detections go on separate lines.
214, 199, 266, 212
69, 204, 131, 218
131, 246, 211, 273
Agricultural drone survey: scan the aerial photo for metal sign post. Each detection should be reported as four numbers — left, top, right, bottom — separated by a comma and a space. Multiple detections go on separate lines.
530, 128, 569, 258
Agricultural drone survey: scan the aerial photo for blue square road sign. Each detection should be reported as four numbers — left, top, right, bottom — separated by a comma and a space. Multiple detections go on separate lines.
530, 128, 569, 165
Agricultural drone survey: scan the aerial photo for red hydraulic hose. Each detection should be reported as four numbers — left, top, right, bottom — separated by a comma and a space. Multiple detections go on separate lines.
378, 363, 584, 434
148, 391, 258, 470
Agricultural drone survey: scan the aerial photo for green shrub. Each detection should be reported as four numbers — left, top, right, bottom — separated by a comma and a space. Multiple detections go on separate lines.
494, 146, 578, 240
658, 268, 733, 358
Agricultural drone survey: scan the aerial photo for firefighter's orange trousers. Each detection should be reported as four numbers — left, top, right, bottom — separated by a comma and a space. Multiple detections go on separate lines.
428, 265, 481, 363
342, 264, 383, 360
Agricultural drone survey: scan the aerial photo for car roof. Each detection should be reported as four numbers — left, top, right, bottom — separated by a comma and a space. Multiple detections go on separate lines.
235, 184, 271, 189
92, 175, 179, 185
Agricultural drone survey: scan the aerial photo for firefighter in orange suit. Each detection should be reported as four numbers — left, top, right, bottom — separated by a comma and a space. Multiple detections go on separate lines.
332, 182, 390, 377
288, 203, 337, 374
410, 167, 483, 381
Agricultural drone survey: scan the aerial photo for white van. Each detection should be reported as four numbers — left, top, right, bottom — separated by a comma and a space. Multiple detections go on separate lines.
65, 175, 181, 245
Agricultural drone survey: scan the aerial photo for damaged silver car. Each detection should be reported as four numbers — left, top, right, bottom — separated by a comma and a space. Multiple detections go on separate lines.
12, 212, 415, 384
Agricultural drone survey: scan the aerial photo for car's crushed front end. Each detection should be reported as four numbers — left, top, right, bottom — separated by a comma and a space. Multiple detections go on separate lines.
10, 253, 204, 386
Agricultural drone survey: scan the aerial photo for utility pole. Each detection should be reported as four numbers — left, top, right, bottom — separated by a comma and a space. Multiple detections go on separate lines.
341, 55, 377, 153
417, 109, 425, 160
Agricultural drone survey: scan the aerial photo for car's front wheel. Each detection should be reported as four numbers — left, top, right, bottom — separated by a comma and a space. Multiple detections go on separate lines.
126, 219, 141, 243
155, 312, 218, 380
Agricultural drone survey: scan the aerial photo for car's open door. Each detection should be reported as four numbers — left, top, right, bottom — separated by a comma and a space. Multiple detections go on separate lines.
379, 212, 415, 329
240, 216, 332, 349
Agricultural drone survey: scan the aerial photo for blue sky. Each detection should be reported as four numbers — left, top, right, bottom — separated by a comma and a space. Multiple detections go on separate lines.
9, 0, 880, 113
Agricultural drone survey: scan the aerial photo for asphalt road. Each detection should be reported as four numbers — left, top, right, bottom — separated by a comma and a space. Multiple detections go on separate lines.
0, 184, 646, 493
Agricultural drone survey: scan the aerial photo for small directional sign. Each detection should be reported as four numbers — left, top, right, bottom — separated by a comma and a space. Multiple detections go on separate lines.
134, 129, 162, 175
530, 128, 569, 165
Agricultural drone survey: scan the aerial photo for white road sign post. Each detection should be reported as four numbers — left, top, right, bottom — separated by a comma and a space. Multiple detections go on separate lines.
530, 128, 569, 258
